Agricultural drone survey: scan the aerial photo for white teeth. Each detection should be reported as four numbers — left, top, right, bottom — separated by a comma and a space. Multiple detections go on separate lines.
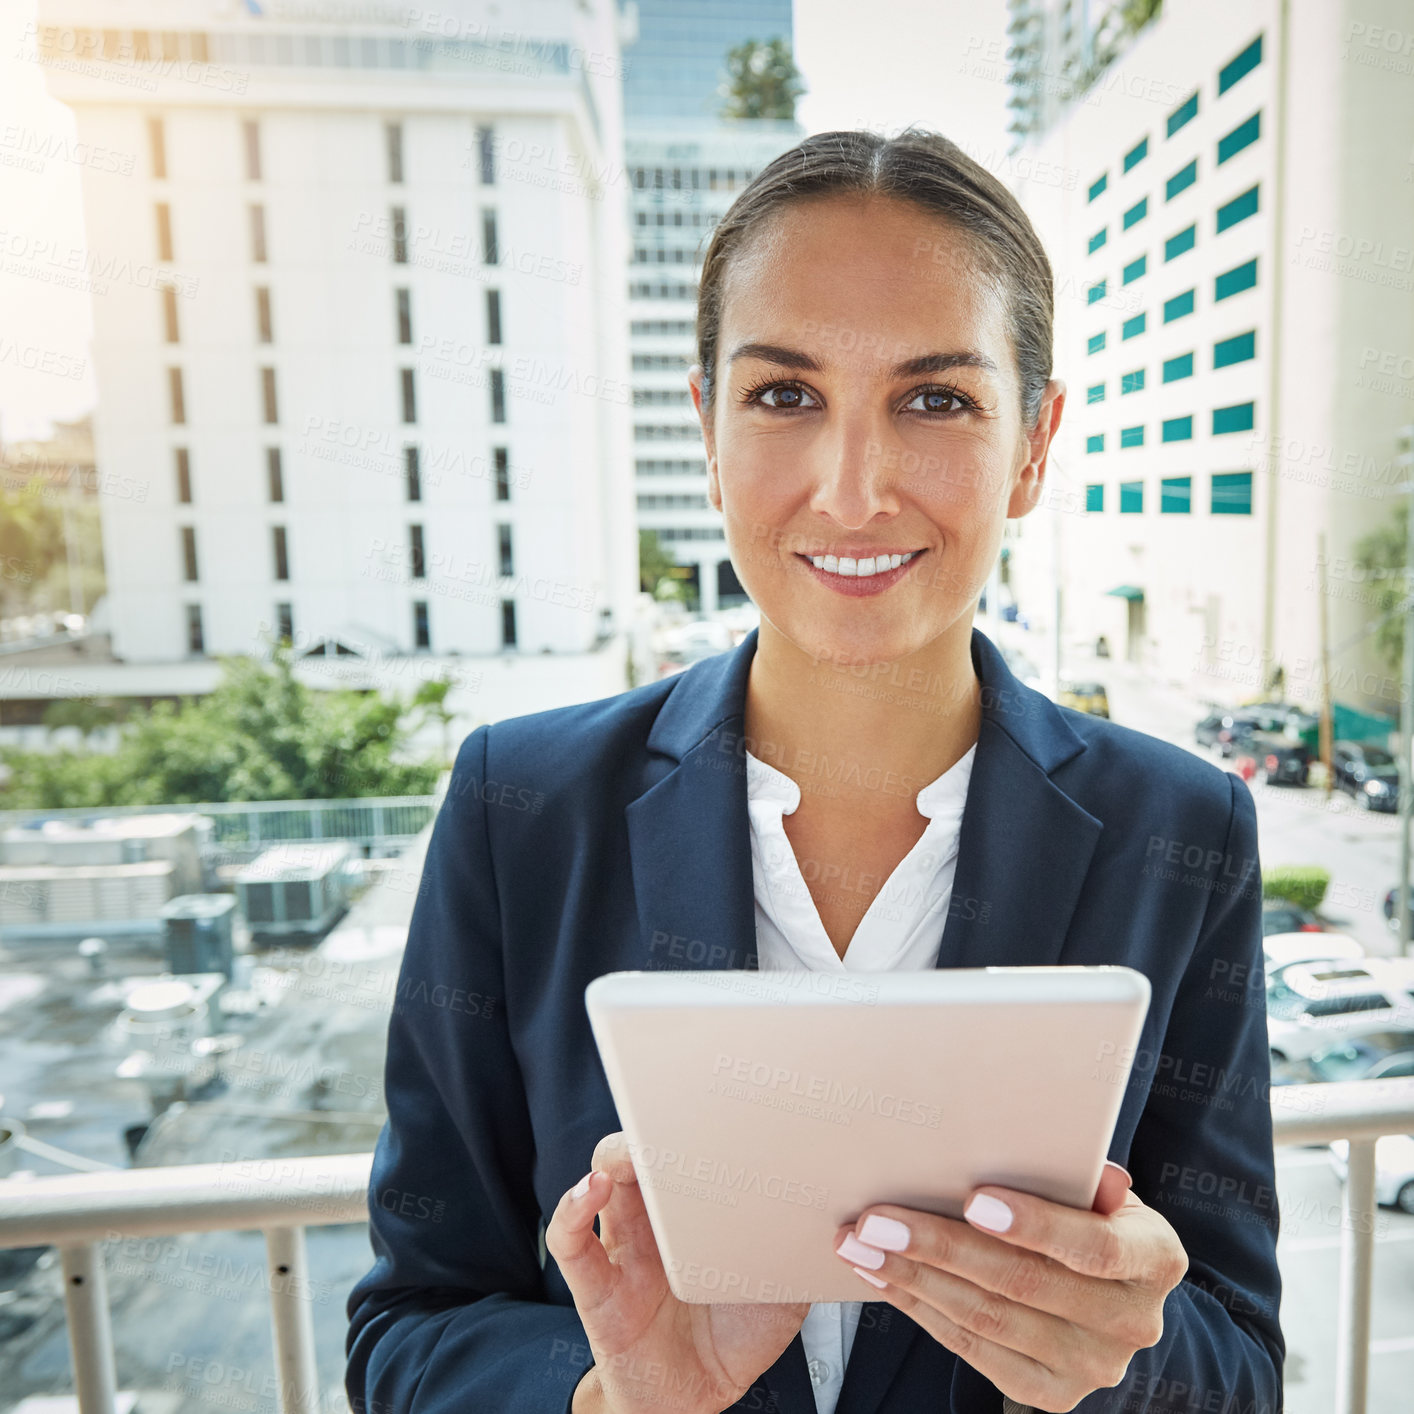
890, 553, 902, 569
823, 554, 838, 572
810, 551, 917, 578
857, 557, 875, 576
837, 557, 857, 576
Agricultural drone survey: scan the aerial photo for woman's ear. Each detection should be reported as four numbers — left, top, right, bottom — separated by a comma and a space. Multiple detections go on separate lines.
687, 364, 721, 512
1008, 377, 1065, 518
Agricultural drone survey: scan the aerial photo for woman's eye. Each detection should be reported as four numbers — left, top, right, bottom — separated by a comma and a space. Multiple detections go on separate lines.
906, 387, 965, 415
754, 383, 818, 409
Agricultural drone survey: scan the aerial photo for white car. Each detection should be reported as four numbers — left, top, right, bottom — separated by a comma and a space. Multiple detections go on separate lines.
1267, 956, 1414, 1062
1263, 932, 1366, 991
1329, 1135, 1414, 1214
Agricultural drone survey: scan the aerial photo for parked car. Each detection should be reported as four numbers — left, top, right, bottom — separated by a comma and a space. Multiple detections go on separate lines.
1267, 955, 1414, 1062
1385, 885, 1414, 933
1261, 904, 1326, 938
1194, 709, 1288, 759
1264, 933, 1365, 1004
1058, 681, 1110, 717
1234, 732, 1311, 786
1308, 1031, 1414, 1083
1331, 740, 1400, 811
1329, 1134, 1414, 1213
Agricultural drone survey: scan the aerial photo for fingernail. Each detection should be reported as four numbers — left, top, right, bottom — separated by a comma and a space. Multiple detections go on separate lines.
852, 1265, 888, 1289
571, 1170, 593, 1198
836, 1232, 886, 1269
858, 1215, 910, 1251
964, 1194, 1013, 1232
1106, 1162, 1132, 1184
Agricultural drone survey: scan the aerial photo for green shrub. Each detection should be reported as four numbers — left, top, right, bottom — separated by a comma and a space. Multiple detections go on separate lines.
1263, 865, 1330, 911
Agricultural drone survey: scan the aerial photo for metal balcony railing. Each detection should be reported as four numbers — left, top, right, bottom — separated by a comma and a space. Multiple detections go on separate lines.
0, 1081, 1411, 1414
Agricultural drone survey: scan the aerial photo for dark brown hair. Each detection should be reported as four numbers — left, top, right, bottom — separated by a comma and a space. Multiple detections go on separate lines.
695, 127, 1055, 431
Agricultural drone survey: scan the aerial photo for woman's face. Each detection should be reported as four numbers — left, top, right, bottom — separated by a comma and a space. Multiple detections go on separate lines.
688, 193, 1064, 669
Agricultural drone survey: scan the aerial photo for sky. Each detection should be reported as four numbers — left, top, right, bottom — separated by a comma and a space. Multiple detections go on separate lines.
0, 0, 1010, 442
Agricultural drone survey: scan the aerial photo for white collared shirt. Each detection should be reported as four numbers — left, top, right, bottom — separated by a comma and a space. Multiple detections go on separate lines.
743, 741, 978, 1414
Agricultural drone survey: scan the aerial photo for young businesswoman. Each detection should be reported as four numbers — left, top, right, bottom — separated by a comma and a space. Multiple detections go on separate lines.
345, 130, 1284, 1414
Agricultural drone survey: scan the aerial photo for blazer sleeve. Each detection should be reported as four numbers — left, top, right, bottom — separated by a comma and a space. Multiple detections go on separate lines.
1081, 770, 1284, 1414
344, 723, 596, 1414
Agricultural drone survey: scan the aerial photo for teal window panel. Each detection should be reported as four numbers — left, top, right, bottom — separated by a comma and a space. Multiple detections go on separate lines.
1122, 312, 1147, 340
1123, 196, 1149, 229
1165, 224, 1196, 260
1087, 278, 1108, 305
1212, 400, 1255, 435
1120, 424, 1145, 448
1164, 288, 1196, 322
1119, 480, 1144, 512
1162, 415, 1193, 442
1218, 35, 1263, 95
1121, 368, 1146, 395
1161, 476, 1192, 512
1211, 470, 1253, 514
1089, 226, 1108, 254
1123, 136, 1149, 172
1088, 331, 1107, 354
1087, 382, 1106, 404
1086, 483, 1104, 511
1213, 330, 1256, 367
1215, 257, 1258, 300
1218, 111, 1261, 165
1086, 433, 1105, 453
1163, 351, 1195, 382
1167, 91, 1199, 138
1216, 183, 1260, 233
1089, 172, 1108, 202
1166, 160, 1197, 200
1123, 254, 1148, 284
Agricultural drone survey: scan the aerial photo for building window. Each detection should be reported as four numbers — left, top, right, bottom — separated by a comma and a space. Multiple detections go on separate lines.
405, 445, 421, 501
1212, 401, 1255, 435
250, 204, 267, 262
400, 367, 416, 423
254, 286, 273, 343
1164, 224, 1196, 261
1088, 227, 1108, 254
396, 288, 412, 344
272, 525, 289, 580
168, 366, 186, 423
1120, 424, 1145, 448
1087, 331, 1107, 355
1218, 34, 1263, 95
175, 447, 191, 503
1165, 161, 1197, 201
486, 289, 502, 345
1086, 382, 1105, 404
1214, 330, 1257, 368
1122, 196, 1148, 230
1086, 433, 1105, 453
1085, 483, 1104, 511
275, 601, 293, 644
266, 447, 284, 502
1160, 476, 1192, 513
186, 603, 204, 655
149, 116, 167, 178
386, 121, 403, 183
1122, 254, 1147, 285
1216, 184, 1260, 233
1163, 289, 1196, 323
1087, 278, 1107, 306
1121, 368, 1146, 395
1218, 112, 1261, 165
1215, 257, 1258, 301
1162, 415, 1194, 442
1088, 172, 1108, 202
1122, 136, 1149, 173
413, 599, 431, 650
1163, 351, 1195, 382
1211, 470, 1253, 514
1119, 480, 1144, 513
497, 523, 514, 577
155, 202, 173, 261
1167, 91, 1199, 138
1121, 312, 1147, 340
477, 124, 495, 184
242, 119, 261, 181
494, 446, 510, 501
490, 367, 506, 423
181, 525, 198, 580
481, 209, 498, 264
409, 524, 425, 580
390, 205, 407, 263
260, 367, 278, 423
162, 285, 180, 342
500, 598, 517, 648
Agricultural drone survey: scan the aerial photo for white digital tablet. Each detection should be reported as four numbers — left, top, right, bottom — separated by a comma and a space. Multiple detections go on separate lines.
585, 965, 1151, 1304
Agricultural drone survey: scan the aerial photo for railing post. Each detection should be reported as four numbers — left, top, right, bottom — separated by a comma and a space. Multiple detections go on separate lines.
1336, 1138, 1378, 1414
264, 1224, 322, 1414
59, 1243, 118, 1414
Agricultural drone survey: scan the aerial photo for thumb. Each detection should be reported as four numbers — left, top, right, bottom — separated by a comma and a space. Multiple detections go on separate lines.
1091, 1161, 1132, 1216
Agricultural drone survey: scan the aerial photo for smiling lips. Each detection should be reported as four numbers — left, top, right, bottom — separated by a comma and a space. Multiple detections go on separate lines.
800, 550, 921, 579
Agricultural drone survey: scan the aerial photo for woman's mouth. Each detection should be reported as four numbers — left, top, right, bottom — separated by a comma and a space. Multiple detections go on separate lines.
794, 549, 926, 596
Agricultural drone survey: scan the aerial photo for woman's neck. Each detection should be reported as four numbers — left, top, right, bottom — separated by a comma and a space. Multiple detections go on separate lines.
741, 616, 983, 807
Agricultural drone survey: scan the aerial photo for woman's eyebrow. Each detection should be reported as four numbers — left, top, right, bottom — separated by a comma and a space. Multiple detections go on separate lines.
727, 341, 998, 378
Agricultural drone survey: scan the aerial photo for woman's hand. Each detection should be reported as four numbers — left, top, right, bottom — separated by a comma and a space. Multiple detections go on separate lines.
831, 1163, 1187, 1413
547, 1131, 810, 1414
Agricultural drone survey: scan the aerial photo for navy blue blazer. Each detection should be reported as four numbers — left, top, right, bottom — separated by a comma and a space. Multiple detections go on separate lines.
345, 624, 1283, 1414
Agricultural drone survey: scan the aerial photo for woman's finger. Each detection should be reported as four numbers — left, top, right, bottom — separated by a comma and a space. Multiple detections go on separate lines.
546, 1169, 620, 1316
1091, 1161, 1132, 1216
591, 1132, 663, 1269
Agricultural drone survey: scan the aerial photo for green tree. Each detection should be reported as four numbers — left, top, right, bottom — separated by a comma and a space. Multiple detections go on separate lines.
639, 529, 685, 602
1353, 500, 1408, 676
719, 37, 805, 121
